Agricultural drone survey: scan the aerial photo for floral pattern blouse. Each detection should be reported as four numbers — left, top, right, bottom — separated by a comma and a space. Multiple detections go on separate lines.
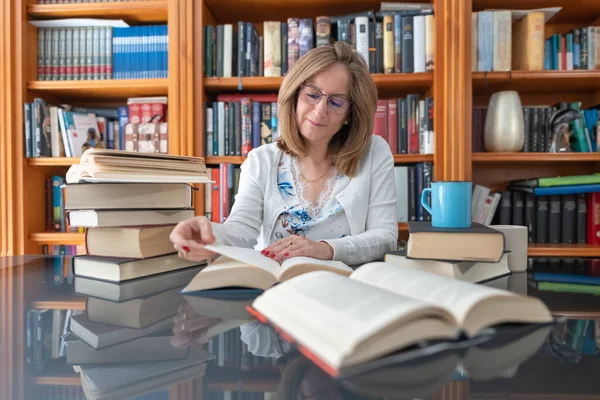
271, 153, 351, 244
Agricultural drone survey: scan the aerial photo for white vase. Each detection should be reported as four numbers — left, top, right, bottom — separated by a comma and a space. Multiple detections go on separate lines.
484, 90, 525, 152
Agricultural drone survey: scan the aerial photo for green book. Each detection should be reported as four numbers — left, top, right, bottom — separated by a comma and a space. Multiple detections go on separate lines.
511, 173, 600, 188
535, 281, 600, 295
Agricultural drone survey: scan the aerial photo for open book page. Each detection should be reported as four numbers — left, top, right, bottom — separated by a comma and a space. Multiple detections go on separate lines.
252, 271, 458, 370
279, 257, 353, 281
350, 263, 552, 336
203, 244, 280, 277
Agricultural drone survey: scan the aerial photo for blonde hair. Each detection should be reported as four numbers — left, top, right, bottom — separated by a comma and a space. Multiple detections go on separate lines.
276, 42, 378, 177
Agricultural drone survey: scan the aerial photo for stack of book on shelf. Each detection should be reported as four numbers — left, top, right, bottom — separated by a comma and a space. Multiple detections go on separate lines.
386, 221, 510, 283
25, 96, 169, 158
507, 173, 600, 244
528, 257, 600, 295
204, 2, 434, 78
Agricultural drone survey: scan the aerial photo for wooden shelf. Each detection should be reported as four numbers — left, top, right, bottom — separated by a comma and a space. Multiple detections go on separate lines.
28, 157, 80, 167
30, 233, 85, 245
473, 0, 600, 24
203, 73, 433, 95
35, 375, 80, 386
28, 0, 168, 23
528, 244, 600, 257
27, 79, 168, 99
472, 71, 600, 95
205, 0, 430, 24
206, 154, 432, 165
31, 296, 86, 311
398, 222, 408, 231
205, 156, 247, 165
473, 152, 600, 162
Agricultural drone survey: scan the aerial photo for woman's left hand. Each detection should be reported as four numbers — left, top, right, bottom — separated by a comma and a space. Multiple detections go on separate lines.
261, 235, 334, 262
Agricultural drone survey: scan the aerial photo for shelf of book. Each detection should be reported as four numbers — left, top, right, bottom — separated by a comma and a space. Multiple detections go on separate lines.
31, 296, 86, 311
473, 0, 600, 24
472, 153, 600, 162
27, 79, 169, 99
472, 71, 600, 95
205, 154, 433, 166
29, 233, 85, 245
28, 158, 80, 167
203, 73, 434, 94
34, 375, 80, 387
527, 244, 600, 257
27, 0, 168, 23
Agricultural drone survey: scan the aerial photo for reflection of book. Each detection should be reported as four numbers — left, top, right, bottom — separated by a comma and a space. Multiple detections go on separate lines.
69, 313, 175, 349
79, 346, 213, 400
73, 266, 204, 302
247, 262, 553, 377
180, 244, 352, 292
65, 332, 188, 365
384, 251, 511, 283
183, 294, 256, 320
340, 324, 550, 396
86, 287, 183, 329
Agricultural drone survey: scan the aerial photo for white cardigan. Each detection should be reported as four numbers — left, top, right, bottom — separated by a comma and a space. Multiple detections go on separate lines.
211, 135, 399, 265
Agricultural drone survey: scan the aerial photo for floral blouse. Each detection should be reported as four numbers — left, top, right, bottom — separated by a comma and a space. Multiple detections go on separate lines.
271, 153, 351, 244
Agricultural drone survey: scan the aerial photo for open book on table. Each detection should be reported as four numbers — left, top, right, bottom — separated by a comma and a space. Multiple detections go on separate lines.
180, 244, 353, 293
245, 262, 553, 378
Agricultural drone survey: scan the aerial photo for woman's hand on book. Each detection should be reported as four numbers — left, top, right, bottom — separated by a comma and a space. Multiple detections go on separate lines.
170, 302, 222, 347
170, 216, 218, 261
262, 235, 334, 262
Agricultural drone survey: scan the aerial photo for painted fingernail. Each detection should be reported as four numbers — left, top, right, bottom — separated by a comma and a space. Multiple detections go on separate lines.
283, 253, 289, 257
270, 254, 276, 259
263, 251, 270, 256
183, 246, 191, 253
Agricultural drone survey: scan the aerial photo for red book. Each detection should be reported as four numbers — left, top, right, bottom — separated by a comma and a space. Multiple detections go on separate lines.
211, 168, 220, 223
587, 192, 600, 244
372, 100, 388, 144
387, 99, 398, 154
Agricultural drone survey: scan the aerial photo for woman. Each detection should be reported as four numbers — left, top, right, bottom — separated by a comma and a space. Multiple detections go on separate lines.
170, 41, 398, 265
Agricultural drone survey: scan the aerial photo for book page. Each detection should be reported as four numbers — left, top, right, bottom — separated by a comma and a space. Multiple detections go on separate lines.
280, 257, 353, 279
203, 244, 280, 277
350, 262, 515, 327
252, 271, 457, 370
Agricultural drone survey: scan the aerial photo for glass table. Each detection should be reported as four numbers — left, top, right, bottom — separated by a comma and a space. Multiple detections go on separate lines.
1, 255, 600, 399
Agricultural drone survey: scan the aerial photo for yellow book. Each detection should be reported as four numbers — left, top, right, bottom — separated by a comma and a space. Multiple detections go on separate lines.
512, 12, 545, 71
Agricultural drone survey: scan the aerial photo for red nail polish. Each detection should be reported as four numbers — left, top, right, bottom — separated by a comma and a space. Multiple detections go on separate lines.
264, 251, 270, 256
183, 246, 190, 253
283, 253, 289, 257
270, 254, 276, 258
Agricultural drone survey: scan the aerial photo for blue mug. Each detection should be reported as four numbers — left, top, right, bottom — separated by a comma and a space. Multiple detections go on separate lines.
421, 181, 472, 228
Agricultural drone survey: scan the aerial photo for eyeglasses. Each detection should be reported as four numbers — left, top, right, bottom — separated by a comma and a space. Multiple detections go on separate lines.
298, 84, 351, 115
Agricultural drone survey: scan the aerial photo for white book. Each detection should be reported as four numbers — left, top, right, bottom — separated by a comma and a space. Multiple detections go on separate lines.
223, 24, 233, 78
413, 15, 426, 72
263, 21, 281, 77
218, 102, 225, 156
355, 17, 370, 69
493, 11, 512, 71
394, 166, 409, 222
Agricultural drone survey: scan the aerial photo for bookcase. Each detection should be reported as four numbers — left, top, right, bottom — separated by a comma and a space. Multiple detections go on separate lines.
2, 0, 600, 399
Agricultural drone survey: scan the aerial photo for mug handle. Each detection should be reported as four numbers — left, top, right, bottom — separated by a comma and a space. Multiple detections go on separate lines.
421, 188, 433, 216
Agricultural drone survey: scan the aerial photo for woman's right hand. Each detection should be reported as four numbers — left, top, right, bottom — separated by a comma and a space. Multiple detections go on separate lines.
169, 216, 218, 261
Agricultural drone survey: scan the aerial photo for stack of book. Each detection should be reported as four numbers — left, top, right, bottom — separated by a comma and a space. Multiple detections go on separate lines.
58, 149, 213, 388
65, 149, 211, 283
385, 221, 510, 283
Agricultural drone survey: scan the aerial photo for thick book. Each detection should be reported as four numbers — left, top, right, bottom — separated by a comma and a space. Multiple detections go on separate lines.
64, 182, 195, 210
407, 222, 505, 262
180, 244, 353, 293
85, 224, 178, 258
384, 251, 510, 283
65, 148, 210, 183
74, 254, 205, 282
67, 208, 194, 228
246, 262, 552, 377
